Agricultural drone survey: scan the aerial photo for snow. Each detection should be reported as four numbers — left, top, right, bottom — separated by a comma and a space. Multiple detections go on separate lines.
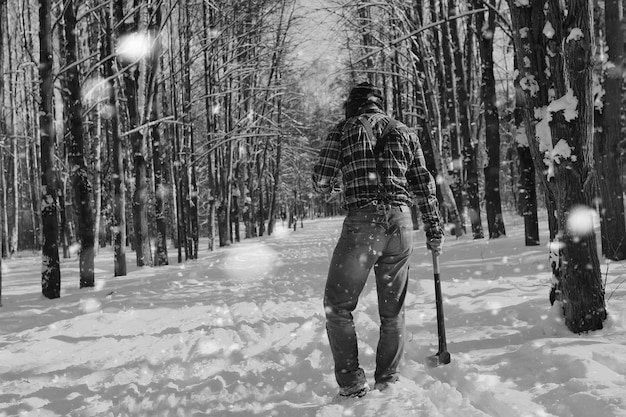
1, 213, 626, 417
519, 28, 529, 39
519, 74, 540, 97
550, 139, 577, 165
565, 206, 596, 236
547, 88, 578, 122
533, 88, 580, 179
515, 129, 529, 147
543, 22, 555, 39
566, 29, 584, 43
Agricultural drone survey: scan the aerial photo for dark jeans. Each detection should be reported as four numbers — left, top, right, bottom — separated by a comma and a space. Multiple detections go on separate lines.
324, 206, 413, 389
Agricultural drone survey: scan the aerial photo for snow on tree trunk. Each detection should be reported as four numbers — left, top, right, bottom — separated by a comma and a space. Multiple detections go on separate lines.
508, 0, 606, 332
548, 0, 606, 332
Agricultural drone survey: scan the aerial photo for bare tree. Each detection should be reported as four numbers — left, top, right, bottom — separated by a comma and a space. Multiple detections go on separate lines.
514, 70, 540, 246
0, 0, 3, 305
476, 0, 506, 239
106, 1, 127, 277
454, 1, 484, 239
39, 0, 61, 299
594, 0, 626, 260
202, 0, 217, 251
115, 0, 152, 267
146, 0, 168, 266
63, 0, 96, 288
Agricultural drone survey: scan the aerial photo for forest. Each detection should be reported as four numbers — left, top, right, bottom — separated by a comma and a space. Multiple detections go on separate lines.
0, 0, 624, 334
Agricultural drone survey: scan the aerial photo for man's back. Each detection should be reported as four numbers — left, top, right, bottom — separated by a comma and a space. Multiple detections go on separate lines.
313, 107, 440, 228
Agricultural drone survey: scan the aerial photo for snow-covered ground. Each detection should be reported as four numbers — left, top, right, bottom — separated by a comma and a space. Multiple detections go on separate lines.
1, 212, 625, 417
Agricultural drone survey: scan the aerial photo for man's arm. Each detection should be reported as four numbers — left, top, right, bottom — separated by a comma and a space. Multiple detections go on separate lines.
406, 137, 444, 240
312, 122, 344, 193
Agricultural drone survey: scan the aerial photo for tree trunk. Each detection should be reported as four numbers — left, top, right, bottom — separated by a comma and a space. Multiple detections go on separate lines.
107, 2, 126, 277
59, 179, 73, 259
508, 0, 606, 332
0, 150, 6, 259
182, 1, 198, 259
94, 109, 102, 253
147, 0, 168, 266
477, 1, 506, 239
217, 138, 230, 248
0, 0, 7, 260
189, 139, 199, 258
63, 0, 96, 288
0, 0, 3, 305
514, 57, 540, 246
115, 0, 151, 267
256, 149, 265, 237
165, 14, 184, 262
22, 3, 40, 250
441, 0, 465, 236
39, 0, 61, 299
267, 136, 282, 236
594, 0, 626, 260
10, 130, 17, 256
5, 12, 18, 257
548, 0, 605, 332
202, 0, 216, 251
460, 1, 484, 239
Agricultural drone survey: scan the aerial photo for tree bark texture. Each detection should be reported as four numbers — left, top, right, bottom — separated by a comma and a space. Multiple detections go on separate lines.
107, 2, 126, 277
116, 0, 152, 267
202, 0, 216, 251
148, 0, 168, 266
594, 0, 626, 260
509, 0, 606, 332
39, 0, 61, 299
63, 0, 96, 288
0, 0, 2, 302
514, 57, 540, 246
477, 1, 506, 239
548, 0, 605, 332
454, 1, 483, 239
183, 1, 198, 260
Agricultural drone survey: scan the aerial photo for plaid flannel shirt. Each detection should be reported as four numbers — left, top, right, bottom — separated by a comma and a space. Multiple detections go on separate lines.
312, 109, 443, 238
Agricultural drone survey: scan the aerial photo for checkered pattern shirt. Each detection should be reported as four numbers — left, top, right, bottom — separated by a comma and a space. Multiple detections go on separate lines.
312, 110, 443, 237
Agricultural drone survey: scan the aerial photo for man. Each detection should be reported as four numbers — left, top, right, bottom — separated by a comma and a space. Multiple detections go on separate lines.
312, 81, 444, 399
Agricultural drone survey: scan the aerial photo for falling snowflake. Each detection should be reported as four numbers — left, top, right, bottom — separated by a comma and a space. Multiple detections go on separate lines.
566, 206, 595, 236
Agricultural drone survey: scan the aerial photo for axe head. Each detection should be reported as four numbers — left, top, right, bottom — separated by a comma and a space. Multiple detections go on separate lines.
426, 350, 451, 367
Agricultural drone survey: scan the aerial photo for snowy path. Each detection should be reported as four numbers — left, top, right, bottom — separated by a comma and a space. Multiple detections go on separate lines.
1, 216, 626, 416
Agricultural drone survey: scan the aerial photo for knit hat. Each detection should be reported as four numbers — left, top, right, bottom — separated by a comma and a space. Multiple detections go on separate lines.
345, 82, 384, 117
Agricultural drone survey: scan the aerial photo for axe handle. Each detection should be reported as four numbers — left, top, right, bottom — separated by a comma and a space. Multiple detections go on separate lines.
432, 251, 448, 354
432, 250, 440, 275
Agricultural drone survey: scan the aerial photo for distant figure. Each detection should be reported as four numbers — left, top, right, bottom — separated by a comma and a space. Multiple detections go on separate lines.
312, 81, 444, 400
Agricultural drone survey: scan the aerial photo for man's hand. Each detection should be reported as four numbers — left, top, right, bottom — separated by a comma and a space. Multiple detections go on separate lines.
425, 223, 444, 255
426, 236, 443, 255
